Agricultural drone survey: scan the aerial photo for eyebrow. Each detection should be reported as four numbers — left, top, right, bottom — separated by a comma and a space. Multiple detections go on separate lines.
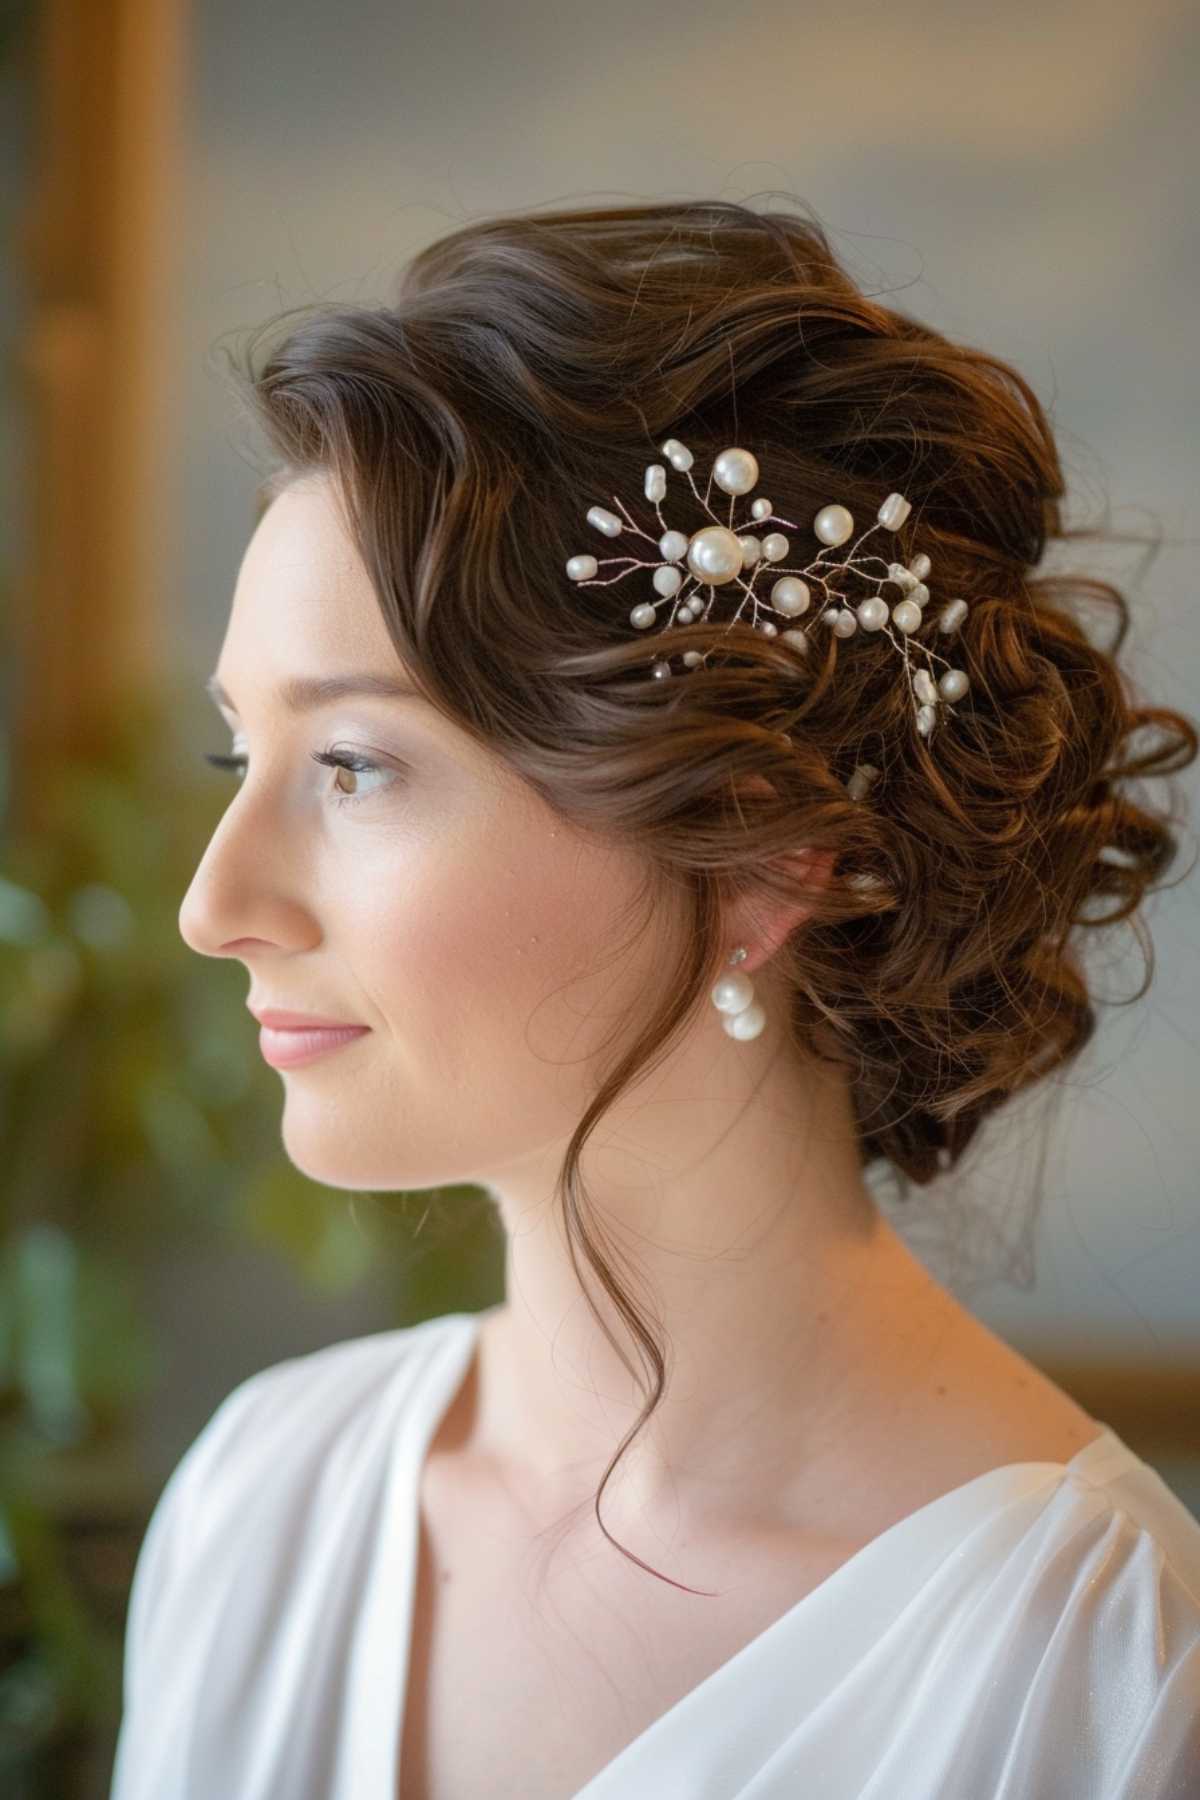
205, 672, 426, 714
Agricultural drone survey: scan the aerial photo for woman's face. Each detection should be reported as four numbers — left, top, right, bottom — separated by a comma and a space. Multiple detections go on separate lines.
178, 471, 679, 1195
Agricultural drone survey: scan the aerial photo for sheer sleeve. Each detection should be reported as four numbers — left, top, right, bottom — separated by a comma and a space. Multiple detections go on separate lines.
981, 1500, 1200, 1799
1080, 1542, 1200, 1800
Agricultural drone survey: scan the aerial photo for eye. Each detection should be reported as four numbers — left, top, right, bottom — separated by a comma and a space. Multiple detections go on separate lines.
202, 745, 400, 809
308, 748, 398, 808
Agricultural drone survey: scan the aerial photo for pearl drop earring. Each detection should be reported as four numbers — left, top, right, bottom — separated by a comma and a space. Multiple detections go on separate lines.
710, 945, 767, 1041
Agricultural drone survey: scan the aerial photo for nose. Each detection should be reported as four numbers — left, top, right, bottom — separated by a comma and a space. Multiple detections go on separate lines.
177, 790, 319, 961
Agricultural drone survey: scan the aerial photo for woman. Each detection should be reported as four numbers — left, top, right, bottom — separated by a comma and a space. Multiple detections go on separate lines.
111, 198, 1200, 1798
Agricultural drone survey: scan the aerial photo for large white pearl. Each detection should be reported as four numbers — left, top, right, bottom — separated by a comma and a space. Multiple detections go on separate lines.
661, 438, 693, 471
711, 969, 754, 1014
770, 576, 810, 616
723, 1001, 766, 1040
814, 504, 854, 547
891, 599, 923, 632
686, 525, 744, 585
587, 505, 623, 537
712, 448, 760, 495
760, 532, 789, 562
566, 554, 597, 580
652, 565, 682, 597
856, 596, 889, 630
644, 464, 667, 503
938, 667, 969, 702
659, 529, 689, 562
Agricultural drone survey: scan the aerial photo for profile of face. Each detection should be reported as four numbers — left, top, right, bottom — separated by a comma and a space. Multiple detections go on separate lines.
178, 471, 692, 1200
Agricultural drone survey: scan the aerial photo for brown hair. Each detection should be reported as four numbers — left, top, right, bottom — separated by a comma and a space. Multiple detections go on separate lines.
216, 197, 1197, 1592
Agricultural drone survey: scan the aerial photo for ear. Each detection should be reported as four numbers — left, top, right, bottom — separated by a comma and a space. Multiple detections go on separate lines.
723, 773, 834, 976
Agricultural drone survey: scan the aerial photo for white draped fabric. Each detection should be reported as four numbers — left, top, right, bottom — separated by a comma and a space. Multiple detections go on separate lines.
110, 1308, 1200, 1798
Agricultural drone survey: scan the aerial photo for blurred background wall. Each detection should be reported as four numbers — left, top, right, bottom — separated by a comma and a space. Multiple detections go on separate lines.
1, 0, 1197, 1792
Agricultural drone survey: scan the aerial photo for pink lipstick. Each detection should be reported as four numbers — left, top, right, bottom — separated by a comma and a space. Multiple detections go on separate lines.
250, 1006, 371, 1069
257, 1023, 371, 1068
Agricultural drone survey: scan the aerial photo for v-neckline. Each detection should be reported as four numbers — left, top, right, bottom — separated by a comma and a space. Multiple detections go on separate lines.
369, 1308, 1133, 1800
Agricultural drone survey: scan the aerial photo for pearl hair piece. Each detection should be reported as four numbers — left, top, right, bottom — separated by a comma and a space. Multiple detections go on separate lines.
565, 439, 973, 751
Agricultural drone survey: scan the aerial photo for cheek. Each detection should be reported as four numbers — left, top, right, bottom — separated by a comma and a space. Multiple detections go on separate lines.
274, 787, 668, 1195
365, 809, 649, 1112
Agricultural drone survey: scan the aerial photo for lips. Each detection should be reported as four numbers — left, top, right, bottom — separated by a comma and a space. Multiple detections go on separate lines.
256, 1021, 371, 1069
247, 1004, 371, 1068
251, 1007, 366, 1030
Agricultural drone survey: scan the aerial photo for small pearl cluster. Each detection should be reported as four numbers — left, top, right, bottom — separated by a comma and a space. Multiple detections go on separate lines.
565, 439, 972, 745
709, 944, 766, 1041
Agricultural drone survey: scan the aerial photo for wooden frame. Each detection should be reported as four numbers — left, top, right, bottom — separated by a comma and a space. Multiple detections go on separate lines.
13, 0, 185, 804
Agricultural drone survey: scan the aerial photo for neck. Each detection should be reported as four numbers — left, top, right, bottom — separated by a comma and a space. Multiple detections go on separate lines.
467, 1043, 970, 1539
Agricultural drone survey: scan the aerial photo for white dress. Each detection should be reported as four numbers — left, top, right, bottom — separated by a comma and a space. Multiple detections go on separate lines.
109, 1306, 1200, 1799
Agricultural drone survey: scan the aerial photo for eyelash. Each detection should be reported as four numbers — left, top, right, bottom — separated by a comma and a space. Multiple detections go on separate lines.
203, 747, 395, 810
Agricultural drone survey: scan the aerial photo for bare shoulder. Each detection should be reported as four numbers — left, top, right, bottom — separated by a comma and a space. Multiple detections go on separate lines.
908, 1307, 1105, 1477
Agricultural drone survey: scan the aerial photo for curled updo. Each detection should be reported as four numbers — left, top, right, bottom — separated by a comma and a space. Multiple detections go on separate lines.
218, 197, 1197, 1591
